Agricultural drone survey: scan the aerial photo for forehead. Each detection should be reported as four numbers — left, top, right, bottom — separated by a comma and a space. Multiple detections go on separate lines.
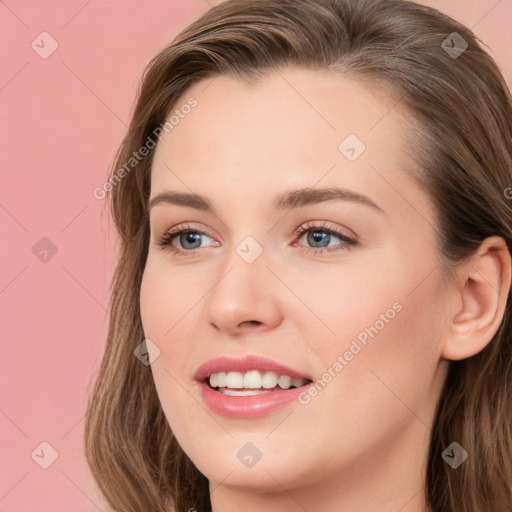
150, 68, 423, 216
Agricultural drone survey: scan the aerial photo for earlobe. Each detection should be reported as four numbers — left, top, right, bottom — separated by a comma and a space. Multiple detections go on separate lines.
442, 236, 511, 361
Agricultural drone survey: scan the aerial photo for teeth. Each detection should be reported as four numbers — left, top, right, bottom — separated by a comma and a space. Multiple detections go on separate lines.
223, 389, 270, 396
216, 372, 227, 387
244, 370, 262, 388
278, 375, 292, 389
292, 377, 305, 388
226, 371, 244, 388
208, 370, 307, 390
262, 371, 278, 389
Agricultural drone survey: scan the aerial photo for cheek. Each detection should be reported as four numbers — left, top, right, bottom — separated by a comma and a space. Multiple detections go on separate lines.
139, 260, 189, 339
139, 262, 195, 400
311, 269, 443, 426
140, 264, 161, 336
300, 254, 444, 411
285, 259, 403, 359
139, 260, 201, 388
140, 265, 199, 439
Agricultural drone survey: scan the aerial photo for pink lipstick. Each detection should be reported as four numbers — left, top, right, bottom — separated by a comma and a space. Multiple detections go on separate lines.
195, 355, 313, 418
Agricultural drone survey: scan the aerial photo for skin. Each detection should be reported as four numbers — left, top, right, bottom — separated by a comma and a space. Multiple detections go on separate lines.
139, 68, 511, 512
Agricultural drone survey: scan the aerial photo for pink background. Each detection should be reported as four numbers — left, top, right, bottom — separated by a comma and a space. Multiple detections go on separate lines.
1, 1, 511, 510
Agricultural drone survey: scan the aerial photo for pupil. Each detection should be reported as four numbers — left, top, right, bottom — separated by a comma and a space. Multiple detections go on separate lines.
309, 231, 329, 248
182, 232, 201, 249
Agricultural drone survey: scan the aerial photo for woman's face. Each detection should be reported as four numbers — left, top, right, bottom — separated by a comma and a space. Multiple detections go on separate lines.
140, 68, 450, 502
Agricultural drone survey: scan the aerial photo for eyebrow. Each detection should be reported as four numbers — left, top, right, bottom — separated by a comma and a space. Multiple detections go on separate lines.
147, 187, 385, 214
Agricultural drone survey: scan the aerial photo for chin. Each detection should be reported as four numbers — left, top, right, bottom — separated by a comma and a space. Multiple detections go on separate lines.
200, 460, 303, 492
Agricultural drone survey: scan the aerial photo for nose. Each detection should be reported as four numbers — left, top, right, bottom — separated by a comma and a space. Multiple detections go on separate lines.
203, 248, 284, 336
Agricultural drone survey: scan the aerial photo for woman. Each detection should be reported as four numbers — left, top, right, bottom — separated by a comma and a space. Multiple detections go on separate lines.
84, 0, 512, 511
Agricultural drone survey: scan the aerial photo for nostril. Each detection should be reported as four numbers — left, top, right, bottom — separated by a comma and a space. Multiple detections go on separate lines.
239, 320, 262, 328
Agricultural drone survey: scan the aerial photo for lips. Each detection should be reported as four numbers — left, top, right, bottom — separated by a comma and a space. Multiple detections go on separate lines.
194, 355, 312, 382
194, 355, 314, 418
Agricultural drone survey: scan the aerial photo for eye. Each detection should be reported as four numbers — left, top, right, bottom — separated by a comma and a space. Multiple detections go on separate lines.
156, 223, 217, 256
155, 221, 358, 257
292, 221, 357, 254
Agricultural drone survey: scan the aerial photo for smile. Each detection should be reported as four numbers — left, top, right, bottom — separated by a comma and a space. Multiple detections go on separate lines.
195, 355, 313, 418
208, 370, 310, 396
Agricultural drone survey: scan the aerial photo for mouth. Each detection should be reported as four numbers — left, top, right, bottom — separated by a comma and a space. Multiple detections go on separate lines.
205, 370, 312, 396
195, 355, 314, 418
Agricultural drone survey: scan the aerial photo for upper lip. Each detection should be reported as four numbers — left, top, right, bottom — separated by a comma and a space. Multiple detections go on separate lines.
194, 355, 312, 382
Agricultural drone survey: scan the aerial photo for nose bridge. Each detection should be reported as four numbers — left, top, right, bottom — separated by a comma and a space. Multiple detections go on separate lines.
217, 218, 269, 281
203, 232, 283, 331
211, 234, 269, 307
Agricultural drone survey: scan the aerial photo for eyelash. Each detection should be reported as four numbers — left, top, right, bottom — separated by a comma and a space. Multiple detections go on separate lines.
156, 221, 358, 257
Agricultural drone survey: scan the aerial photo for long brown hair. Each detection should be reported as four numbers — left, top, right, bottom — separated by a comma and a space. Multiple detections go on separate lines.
84, 1, 512, 510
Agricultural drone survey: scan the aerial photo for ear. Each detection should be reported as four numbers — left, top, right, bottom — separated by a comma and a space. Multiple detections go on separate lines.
442, 236, 511, 361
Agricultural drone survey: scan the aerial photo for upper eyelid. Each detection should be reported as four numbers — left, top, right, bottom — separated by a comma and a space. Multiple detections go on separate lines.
159, 222, 356, 245
159, 223, 215, 239
157, 222, 345, 236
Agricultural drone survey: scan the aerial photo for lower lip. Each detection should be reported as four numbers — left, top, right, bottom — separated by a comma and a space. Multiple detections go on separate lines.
199, 382, 309, 418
